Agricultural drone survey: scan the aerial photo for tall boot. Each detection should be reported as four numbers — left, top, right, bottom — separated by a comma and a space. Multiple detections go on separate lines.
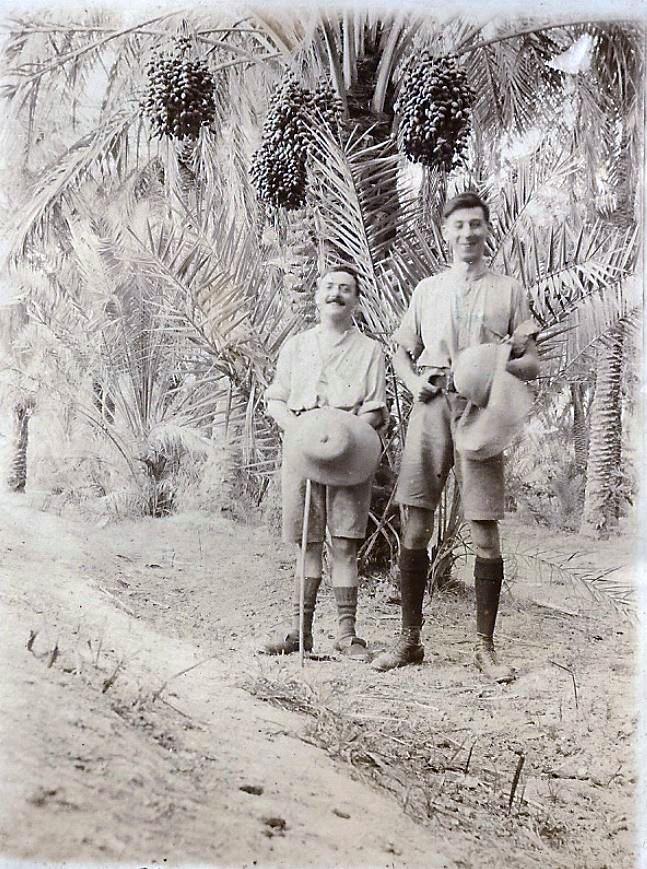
372, 547, 428, 671
262, 576, 321, 655
333, 586, 371, 662
473, 556, 515, 682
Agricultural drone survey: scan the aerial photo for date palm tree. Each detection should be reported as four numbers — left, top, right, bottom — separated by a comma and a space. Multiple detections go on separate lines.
1, 7, 641, 546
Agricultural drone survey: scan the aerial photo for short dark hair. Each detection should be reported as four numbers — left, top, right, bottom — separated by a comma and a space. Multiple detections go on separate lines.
319, 266, 361, 296
443, 192, 490, 224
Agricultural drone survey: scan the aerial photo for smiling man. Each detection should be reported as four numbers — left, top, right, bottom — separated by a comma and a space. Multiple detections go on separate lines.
372, 192, 540, 681
263, 267, 387, 661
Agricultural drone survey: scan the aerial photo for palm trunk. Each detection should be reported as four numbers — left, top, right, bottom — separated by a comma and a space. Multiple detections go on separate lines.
142, 449, 175, 517
581, 324, 624, 536
571, 382, 589, 473
7, 396, 35, 493
570, 382, 589, 513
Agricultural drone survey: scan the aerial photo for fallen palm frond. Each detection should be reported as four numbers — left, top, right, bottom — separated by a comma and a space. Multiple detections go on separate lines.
505, 543, 635, 619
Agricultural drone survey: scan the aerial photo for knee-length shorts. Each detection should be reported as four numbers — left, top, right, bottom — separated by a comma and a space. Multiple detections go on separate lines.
395, 393, 504, 521
281, 460, 373, 543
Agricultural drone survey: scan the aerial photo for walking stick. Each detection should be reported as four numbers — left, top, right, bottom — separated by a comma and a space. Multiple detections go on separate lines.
299, 478, 312, 669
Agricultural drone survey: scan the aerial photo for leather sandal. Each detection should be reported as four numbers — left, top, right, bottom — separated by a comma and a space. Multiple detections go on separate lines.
334, 635, 372, 663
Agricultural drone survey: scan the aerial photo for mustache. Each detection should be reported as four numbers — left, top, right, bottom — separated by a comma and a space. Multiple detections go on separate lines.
325, 296, 346, 304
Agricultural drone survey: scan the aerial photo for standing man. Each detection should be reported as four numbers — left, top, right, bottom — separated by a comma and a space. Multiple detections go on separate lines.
263, 268, 388, 661
373, 192, 539, 681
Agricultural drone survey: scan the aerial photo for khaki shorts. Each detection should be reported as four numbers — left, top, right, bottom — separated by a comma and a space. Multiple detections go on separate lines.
281, 458, 372, 543
395, 393, 504, 521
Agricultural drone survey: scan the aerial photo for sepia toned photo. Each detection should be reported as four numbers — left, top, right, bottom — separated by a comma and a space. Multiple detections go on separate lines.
0, 2, 644, 867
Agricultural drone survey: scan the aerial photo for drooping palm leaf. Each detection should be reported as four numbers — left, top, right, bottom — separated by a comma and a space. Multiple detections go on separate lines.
9, 108, 138, 259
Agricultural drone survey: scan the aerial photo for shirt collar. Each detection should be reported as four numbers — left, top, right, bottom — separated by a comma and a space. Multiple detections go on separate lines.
449, 260, 489, 282
315, 323, 356, 344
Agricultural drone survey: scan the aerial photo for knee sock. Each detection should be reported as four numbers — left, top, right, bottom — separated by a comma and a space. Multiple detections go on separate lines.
474, 556, 504, 640
292, 576, 321, 637
399, 547, 429, 639
334, 586, 358, 639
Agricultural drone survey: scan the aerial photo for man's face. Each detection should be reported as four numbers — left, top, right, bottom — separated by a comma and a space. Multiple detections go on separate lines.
443, 206, 489, 264
315, 271, 359, 323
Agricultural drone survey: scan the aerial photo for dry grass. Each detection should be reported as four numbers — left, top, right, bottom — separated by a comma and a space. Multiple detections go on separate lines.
243, 669, 542, 832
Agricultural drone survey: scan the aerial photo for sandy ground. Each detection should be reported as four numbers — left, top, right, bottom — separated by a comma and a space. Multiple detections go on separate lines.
0, 490, 638, 868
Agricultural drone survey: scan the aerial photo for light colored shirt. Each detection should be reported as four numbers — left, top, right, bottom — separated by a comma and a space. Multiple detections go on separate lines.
394, 262, 537, 368
266, 325, 388, 423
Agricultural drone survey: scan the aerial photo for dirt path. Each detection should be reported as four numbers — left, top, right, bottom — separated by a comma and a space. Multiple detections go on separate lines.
0, 493, 455, 867
0, 492, 637, 867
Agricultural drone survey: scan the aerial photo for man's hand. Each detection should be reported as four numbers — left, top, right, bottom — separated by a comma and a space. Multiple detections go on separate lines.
393, 347, 441, 403
356, 408, 385, 430
509, 332, 530, 359
266, 399, 298, 433
409, 373, 441, 403
505, 337, 540, 382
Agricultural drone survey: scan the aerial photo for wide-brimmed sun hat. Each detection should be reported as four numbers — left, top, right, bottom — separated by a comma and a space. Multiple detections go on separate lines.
453, 342, 532, 461
284, 407, 382, 486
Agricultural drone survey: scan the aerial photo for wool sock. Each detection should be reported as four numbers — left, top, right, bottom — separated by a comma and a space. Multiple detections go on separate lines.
474, 556, 504, 639
399, 547, 429, 641
334, 586, 358, 639
292, 576, 322, 637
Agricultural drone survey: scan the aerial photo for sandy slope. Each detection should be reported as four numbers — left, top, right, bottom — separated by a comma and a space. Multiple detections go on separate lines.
0, 492, 453, 868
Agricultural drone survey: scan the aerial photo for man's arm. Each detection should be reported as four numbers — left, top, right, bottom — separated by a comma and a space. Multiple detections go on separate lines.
506, 337, 540, 381
265, 337, 298, 431
393, 346, 439, 402
266, 399, 297, 432
355, 343, 389, 430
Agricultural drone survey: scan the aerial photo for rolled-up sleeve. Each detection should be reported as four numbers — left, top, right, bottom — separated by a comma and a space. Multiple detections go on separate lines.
393, 284, 424, 360
358, 343, 389, 426
265, 336, 294, 404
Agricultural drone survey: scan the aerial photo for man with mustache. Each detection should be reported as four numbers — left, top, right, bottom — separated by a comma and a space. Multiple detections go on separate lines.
263, 267, 387, 661
373, 192, 540, 681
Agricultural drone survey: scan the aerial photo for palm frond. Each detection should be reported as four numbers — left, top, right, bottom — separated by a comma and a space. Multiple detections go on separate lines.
463, 26, 566, 138
9, 108, 138, 259
307, 122, 415, 333
2, 10, 185, 107
524, 222, 638, 324
585, 21, 643, 110
387, 222, 448, 326
509, 545, 635, 619
372, 12, 424, 114
490, 147, 579, 263
516, 221, 639, 376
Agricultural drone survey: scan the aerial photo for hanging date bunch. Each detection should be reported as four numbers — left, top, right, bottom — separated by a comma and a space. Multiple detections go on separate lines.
142, 35, 216, 140
250, 74, 343, 213
307, 80, 343, 138
250, 74, 311, 212
395, 52, 474, 170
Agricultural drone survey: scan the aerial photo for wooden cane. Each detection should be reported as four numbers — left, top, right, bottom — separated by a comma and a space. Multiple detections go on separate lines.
299, 478, 312, 669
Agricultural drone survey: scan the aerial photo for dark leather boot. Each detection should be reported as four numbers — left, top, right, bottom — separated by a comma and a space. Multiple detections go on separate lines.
372, 627, 424, 671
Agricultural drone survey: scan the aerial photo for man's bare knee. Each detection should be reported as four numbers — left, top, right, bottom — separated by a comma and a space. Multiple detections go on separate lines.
403, 507, 435, 550
331, 537, 358, 560
469, 520, 501, 559
298, 542, 323, 576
